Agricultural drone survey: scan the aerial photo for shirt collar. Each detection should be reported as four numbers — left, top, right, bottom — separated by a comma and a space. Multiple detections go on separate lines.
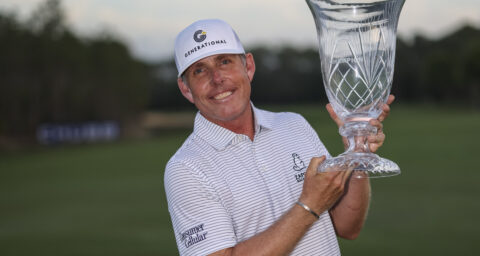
193, 103, 273, 151
252, 103, 273, 133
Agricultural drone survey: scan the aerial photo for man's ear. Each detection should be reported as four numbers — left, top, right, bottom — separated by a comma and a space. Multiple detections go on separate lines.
177, 77, 194, 104
245, 53, 256, 82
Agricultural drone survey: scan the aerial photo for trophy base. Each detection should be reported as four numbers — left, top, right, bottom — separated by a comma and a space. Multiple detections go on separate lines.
318, 152, 400, 179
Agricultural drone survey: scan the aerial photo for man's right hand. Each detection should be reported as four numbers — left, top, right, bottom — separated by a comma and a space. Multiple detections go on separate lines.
298, 156, 353, 216
209, 156, 351, 256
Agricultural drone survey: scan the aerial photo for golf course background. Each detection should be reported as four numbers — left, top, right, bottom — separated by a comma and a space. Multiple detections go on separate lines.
1, 104, 478, 256
2, 1, 480, 255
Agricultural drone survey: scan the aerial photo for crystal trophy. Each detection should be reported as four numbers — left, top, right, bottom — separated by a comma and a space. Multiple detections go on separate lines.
306, 0, 405, 178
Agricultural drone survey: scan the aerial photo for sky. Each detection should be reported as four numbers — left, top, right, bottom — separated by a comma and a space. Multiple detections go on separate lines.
1, 0, 479, 62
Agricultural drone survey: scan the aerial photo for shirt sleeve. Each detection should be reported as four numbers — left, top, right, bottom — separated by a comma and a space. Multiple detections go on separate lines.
164, 160, 237, 256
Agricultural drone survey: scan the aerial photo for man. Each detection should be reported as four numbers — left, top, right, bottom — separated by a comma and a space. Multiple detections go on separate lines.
165, 19, 393, 256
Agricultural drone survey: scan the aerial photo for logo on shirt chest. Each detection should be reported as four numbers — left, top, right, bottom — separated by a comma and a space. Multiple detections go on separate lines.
292, 153, 306, 182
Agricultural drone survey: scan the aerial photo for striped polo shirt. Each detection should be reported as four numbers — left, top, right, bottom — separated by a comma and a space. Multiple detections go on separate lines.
165, 105, 340, 256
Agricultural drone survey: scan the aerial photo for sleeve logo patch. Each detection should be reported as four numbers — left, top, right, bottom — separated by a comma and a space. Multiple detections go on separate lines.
179, 224, 208, 248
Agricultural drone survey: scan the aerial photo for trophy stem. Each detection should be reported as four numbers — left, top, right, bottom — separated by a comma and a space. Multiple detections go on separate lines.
340, 121, 376, 154
318, 121, 401, 178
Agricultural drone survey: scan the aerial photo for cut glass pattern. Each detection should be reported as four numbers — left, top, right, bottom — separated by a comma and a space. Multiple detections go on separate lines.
306, 0, 405, 178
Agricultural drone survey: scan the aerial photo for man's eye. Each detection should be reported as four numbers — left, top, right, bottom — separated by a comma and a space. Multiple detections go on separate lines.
221, 59, 231, 65
193, 68, 204, 75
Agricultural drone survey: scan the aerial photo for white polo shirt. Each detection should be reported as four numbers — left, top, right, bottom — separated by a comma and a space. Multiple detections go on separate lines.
165, 105, 340, 256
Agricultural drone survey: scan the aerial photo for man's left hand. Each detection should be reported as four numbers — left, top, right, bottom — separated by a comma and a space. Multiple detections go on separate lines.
326, 95, 395, 153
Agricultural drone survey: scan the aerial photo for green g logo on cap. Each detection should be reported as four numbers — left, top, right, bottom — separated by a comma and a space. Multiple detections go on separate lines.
193, 30, 207, 42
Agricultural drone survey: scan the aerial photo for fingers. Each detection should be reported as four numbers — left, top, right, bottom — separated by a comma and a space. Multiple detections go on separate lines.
378, 94, 395, 122
367, 119, 385, 152
368, 132, 385, 144
301, 157, 355, 213
339, 165, 353, 183
369, 119, 383, 132
368, 132, 385, 152
378, 104, 390, 122
387, 94, 395, 105
306, 156, 326, 177
369, 95, 391, 152
326, 103, 343, 127
368, 118, 385, 149
342, 166, 354, 184
368, 95, 393, 151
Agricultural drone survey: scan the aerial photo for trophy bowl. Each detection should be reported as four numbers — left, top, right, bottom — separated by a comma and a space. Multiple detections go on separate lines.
306, 0, 405, 178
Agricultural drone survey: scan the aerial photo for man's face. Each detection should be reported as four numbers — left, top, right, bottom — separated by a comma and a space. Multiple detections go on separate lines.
177, 53, 255, 125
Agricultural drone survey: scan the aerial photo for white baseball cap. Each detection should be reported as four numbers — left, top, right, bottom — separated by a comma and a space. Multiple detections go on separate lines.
174, 19, 245, 77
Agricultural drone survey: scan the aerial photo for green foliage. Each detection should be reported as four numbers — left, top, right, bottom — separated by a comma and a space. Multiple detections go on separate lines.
0, 0, 150, 140
153, 26, 480, 110
0, 105, 478, 255
2, 0, 480, 146
393, 26, 480, 107
250, 46, 326, 104
27, 0, 65, 36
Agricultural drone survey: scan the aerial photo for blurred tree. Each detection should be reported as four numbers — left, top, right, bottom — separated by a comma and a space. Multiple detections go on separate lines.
28, 0, 65, 37
152, 25, 480, 110
250, 46, 325, 104
1, 0, 479, 148
148, 59, 193, 110
417, 25, 480, 105
464, 41, 480, 108
391, 38, 420, 102
0, 0, 150, 145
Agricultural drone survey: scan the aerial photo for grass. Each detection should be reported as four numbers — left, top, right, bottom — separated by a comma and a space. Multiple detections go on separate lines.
0, 104, 479, 255
0, 132, 188, 256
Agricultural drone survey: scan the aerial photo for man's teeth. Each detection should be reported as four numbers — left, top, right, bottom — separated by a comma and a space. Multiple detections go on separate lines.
214, 91, 232, 100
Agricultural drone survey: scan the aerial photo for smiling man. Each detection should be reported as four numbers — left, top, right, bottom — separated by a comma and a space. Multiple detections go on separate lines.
177, 52, 254, 136
165, 19, 393, 256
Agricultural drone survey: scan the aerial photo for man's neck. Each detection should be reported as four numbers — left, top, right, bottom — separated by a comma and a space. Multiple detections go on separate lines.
203, 106, 255, 141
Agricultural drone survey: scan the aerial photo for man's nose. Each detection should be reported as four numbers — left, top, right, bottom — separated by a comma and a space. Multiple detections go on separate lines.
211, 68, 225, 85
